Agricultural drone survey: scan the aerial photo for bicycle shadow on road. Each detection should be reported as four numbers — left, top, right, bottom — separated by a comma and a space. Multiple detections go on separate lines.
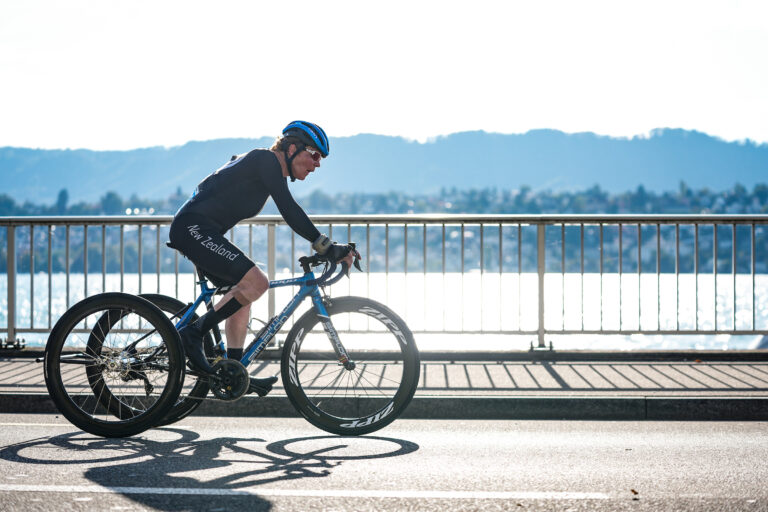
0, 427, 420, 511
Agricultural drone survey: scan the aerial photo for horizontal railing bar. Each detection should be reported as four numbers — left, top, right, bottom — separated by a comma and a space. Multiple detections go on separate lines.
0, 328, 180, 335
542, 330, 768, 336
3, 213, 768, 226
1, 328, 544, 335
4, 328, 768, 336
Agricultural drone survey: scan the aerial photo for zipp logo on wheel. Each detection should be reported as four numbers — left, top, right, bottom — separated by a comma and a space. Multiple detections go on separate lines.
358, 306, 408, 345
339, 401, 395, 429
288, 328, 305, 387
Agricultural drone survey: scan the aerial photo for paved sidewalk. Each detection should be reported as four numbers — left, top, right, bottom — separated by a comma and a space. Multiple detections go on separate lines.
2, 351, 768, 420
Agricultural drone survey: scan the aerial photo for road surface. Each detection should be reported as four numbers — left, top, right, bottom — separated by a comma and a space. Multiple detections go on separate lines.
0, 414, 765, 511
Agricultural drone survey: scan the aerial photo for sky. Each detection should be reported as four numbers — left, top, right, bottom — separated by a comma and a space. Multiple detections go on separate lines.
1, 0, 766, 150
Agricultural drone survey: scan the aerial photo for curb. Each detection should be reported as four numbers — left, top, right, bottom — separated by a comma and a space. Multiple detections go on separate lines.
4, 349, 768, 361
2, 394, 767, 421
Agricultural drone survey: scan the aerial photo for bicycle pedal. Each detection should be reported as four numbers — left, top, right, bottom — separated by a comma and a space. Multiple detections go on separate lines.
248, 376, 278, 397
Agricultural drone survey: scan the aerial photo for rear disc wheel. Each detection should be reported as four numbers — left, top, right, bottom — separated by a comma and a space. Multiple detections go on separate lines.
44, 293, 184, 438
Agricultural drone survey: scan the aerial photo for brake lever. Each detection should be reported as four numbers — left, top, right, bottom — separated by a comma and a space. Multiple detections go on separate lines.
347, 242, 363, 272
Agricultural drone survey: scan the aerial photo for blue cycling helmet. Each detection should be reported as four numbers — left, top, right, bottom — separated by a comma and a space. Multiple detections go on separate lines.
282, 120, 330, 158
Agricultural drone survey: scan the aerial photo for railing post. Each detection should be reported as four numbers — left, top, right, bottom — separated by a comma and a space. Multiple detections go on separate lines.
268, 223, 275, 318
536, 223, 546, 349
6, 226, 15, 343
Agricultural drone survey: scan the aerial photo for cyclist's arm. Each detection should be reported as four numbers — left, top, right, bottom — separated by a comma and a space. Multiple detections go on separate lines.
260, 164, 321, 243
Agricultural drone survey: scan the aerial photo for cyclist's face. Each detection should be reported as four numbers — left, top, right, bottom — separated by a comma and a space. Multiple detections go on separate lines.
291, 144, 322, 181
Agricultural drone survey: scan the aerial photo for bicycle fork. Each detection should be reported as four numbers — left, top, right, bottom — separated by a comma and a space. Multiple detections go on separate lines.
311, 292, 354, 371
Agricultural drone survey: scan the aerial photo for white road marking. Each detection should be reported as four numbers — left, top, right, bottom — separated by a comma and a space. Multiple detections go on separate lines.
0, 423, 73, 427
0, 423, 190, 428
0, 484, 609, 500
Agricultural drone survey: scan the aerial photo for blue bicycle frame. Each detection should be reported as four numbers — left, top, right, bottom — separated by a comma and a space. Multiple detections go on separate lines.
172, 267, 341, 369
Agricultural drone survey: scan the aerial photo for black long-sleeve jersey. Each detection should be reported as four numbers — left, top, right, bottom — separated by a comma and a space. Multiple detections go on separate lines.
176, 149, 320, 242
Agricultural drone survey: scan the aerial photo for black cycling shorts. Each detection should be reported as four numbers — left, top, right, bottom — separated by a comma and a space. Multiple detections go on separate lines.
168, 213, 256, 287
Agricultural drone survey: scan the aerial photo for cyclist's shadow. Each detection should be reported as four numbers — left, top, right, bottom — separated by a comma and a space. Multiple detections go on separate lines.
1, 427, 420, 512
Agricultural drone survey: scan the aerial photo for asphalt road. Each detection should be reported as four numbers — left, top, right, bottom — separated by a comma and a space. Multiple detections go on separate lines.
0, 414, 766, 511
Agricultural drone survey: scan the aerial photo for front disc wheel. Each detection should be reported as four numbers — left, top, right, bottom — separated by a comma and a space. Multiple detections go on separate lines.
281, 297, 420, 436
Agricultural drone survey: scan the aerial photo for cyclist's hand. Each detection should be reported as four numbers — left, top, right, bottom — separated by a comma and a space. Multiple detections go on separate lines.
326, 243, 362, 273
341, 250, 355, 272
350, 243, 362, 271
326, 243, 352, 263
344, 245, 362, 273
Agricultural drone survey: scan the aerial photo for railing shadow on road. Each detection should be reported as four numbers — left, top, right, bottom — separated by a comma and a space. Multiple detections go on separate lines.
418, 361, 768, 392
0, 427, 420, 511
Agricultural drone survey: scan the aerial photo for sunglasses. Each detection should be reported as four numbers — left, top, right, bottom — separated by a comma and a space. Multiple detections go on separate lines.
304, 147, 323, 162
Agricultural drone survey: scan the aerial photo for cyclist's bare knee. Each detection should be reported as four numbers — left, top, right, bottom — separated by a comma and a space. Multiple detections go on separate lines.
232, 266, 268, 304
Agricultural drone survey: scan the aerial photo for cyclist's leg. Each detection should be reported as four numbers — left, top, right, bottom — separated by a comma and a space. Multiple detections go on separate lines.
219, 268, 277, 395
225, 305, 251, 351
168, 215, 255, 373
219, 266, 269, 350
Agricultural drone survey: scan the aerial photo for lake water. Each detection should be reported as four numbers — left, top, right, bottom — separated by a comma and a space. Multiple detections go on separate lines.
2, 272, 767, 350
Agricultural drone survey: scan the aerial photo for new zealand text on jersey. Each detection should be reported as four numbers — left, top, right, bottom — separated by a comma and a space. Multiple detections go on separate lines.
186, 224, 239, 262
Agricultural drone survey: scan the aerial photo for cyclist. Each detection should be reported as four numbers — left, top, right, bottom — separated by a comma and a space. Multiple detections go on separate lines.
168, 121, 357, 394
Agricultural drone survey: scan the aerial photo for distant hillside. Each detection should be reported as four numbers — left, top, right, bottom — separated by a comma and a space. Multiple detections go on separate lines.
1, 129, 766, 203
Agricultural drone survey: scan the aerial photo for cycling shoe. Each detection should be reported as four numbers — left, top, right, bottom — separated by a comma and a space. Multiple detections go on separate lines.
178, 324, 215, 374
248, 375, 278, 397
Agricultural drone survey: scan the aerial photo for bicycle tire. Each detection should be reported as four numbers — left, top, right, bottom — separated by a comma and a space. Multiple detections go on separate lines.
281, 296, 420, 436
139, 294, 214, 426
44, 293, 184, 438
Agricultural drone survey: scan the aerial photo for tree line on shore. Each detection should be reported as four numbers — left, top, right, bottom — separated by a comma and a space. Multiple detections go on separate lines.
2, 181, 766, 274
1, 182, 767, 217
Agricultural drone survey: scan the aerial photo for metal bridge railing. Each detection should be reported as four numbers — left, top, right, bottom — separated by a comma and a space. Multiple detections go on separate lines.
2, 214, 768, 349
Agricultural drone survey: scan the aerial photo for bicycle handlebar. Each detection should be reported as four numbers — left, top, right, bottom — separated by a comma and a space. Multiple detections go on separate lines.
302, 260, 345, 287
299, 246, 359, 287
323, 261, 349, 287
